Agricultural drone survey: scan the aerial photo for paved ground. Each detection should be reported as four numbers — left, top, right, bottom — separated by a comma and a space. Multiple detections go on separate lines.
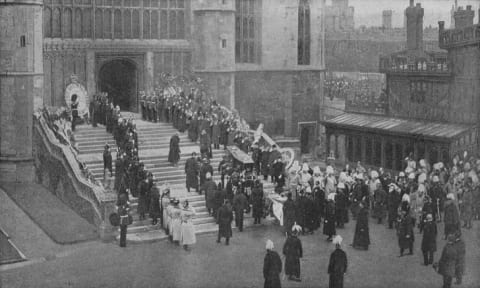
1, 214, 479, 288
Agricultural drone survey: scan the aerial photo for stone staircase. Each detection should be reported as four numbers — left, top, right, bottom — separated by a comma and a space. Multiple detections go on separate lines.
74, 115, 274, 243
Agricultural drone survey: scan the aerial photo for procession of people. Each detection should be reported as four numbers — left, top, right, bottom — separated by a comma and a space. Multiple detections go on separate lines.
88, 74, 476, 287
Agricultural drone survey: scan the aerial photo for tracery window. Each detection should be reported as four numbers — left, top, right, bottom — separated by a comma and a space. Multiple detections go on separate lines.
235, 0, 260, 63
43, 0, 185, 40
298, 0, 311, 65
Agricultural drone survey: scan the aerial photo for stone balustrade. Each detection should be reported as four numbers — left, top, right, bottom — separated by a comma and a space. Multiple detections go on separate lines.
33, 113, 117, 241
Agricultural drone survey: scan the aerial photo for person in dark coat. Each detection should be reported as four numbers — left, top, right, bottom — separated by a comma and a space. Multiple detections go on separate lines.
453, 231, 466, 285
435, 233, 458, 288
397, 210, 415, 256
199, 129, 211, 159
304, 189, 317, 234
251, 180, 264, 224
232, 188, 248, 232
324, 194, 336, 241
168, 133, 181, 166
421, 214, 437, 265
283, 193, 296, 234
313, 182, 325, 227
373, 181, 387, 224
185, 152, 199, 192
335, 184, 348, 229
443, 193, 461, 239
264, 239, 282, 288
283, 225, 303, 281
201, 173, 217, 215
217, 200, 233, 245
214, 183, 226, 219
295, 190, 308, 233
103, 144, 113, 179
114, 155, 125, 192
117, 192, 130, 248
199, 159, 214, 189
460, 180, 474, 229
328, 235, 348, 288
137, 178, 149, 220
149, 185, 161, 225
352, 201, 370, 250
387, 184, 401, 229
261, 147, 271, 180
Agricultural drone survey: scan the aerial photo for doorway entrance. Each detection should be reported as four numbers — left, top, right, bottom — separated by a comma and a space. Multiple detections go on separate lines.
98, 59, 137, 111
299, 122, 317, 154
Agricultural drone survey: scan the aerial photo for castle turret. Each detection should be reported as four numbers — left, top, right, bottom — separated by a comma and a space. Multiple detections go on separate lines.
405, 0, 424, 50
454, 5, 475, 29
0, 0, 44, 182
192, 0, 235, 108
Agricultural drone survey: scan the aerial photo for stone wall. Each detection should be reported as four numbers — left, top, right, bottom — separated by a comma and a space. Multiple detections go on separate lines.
234, 70, 321, 137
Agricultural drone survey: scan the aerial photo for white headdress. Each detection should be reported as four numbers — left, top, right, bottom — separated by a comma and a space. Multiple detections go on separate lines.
327, 193, 336, 201
266, 239, 274, 250
206, 172, 212, 179
332, 235, 343, 245
292, 223, 302, 233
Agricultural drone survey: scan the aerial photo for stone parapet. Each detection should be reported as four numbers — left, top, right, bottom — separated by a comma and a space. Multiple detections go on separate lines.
439, 22, 480, 49
33, 114, 117, 241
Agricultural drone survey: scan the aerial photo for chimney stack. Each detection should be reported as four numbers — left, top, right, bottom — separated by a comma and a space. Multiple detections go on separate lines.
454, 5, 475, 28
405, 1, 424, 50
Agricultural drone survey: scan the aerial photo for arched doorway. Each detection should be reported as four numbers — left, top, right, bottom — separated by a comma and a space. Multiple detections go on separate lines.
98, 59, 137, 111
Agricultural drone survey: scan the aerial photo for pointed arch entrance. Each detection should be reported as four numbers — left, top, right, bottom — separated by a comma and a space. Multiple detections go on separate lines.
98, 59, 138, 111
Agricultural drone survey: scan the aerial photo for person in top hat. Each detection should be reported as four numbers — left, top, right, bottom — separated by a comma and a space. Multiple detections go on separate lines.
421, 214, 437, 266
283, 223, 303, 282
328, 235, 348, 288
435, 233, 459, 288
116, 192, 130, 248
103, 144, 113, 179
251, 179, 264, 224
199, 129, 212, 159
263, 239, 282, 288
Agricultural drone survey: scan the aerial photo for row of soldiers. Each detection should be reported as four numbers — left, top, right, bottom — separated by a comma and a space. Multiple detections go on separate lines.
141, 89, 254, 154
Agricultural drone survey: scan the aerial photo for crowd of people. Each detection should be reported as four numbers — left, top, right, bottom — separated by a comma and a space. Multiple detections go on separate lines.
258, 151, 476, 288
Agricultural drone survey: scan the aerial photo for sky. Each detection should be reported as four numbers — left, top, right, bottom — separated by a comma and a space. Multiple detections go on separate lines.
327, 0, 479, 28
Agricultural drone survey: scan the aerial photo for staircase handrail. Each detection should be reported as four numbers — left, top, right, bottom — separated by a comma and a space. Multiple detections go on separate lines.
34, 112, 117, 230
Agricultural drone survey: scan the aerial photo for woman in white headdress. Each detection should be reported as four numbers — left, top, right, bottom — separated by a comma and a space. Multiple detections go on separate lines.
283, 223, 303, 281
328, 235, 348, 288
263, 239, 282, 288
180, 200, 196, 251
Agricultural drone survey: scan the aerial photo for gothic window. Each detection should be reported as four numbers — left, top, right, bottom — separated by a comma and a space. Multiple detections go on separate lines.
44, 7, 52, 38
74, 8, 83, 38
95, 9, 103, 38
151, 10, 159, 39
64, 8, 73, 38
298, 0, 311, 65
410, 80, 427, 103
169, 9, 177, 39
235, 0, 260, 63
124, 10, 132, 39
104, 10, 112, 39
52, 7, 62, 38
143, 10, 151, 39
114, 9, 122, 39
132, 10, 140, 38
160, 10, 168, 39
83, 9, 92, 38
